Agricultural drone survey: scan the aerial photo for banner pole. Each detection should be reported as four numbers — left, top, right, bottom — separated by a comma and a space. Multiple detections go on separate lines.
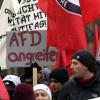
33, 68, 37, 86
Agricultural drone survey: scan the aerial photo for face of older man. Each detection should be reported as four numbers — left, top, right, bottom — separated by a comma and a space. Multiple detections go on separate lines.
70, 59, 89, 79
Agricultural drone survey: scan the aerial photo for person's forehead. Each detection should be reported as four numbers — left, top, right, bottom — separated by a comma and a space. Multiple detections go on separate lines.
72, 59, 80, 64
35, 89, 47, 94
72, 59, 85, 66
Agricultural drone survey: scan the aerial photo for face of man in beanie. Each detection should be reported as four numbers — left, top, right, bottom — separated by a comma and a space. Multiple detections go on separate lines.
71, 50, 96, 80
71, 50, 96, 73
70, 59, 94, 80
49, 78, 63, 93
49, 68, 69, 93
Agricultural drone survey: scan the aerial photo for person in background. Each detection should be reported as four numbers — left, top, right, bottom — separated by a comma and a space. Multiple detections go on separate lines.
21, 62, 44, 84
13, 83, 36, 100
34, 84, 52, 100
49, 68, 69, 100
42, 68, 50, 85
3, 75, 21, 100
58, 50, 100, 100
21, 62, 50, 85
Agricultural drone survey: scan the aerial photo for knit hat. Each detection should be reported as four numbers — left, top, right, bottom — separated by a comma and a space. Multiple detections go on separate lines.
72, 50, 96, 73
49, 68, 69, 84
14, 83, 36, 100
3, 75, 21, 86
34, 84, 52, 100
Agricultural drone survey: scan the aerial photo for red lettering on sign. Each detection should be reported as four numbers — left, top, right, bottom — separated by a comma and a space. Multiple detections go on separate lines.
9, 31, 41, 47
18, 31, 27, 46
9, 32, 19, 46
29, 31, 41, 46
7, 47, 57, 65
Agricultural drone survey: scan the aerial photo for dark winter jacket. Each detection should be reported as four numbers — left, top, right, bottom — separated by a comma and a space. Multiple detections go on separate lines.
58, 72, 100, 100
52, 91, 61, 100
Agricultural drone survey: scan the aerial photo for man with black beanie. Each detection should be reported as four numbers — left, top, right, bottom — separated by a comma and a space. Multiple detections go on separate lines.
49, 68, 69, 100
21, 62, 43, 84
58, 50, 100, 100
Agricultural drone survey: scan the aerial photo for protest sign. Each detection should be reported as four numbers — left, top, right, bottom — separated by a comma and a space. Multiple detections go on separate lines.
6, 31, 57, 67
0, 0, 47, 69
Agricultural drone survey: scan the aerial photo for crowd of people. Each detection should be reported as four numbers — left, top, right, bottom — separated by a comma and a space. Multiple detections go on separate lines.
0, 50, 100, 100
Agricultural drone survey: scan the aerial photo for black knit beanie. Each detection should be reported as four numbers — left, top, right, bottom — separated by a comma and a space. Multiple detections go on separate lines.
49, 68, 69, 84
72, 50, 96, 73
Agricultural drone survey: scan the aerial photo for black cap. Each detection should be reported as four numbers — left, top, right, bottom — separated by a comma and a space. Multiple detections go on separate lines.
49, 68, 69, 84
72, 50, 96, 73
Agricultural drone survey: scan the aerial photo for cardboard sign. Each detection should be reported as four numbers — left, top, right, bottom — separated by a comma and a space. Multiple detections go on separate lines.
6, 31, 57, 67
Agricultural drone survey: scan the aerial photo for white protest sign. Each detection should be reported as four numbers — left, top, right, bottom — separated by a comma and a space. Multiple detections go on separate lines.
6, 31, 57, 67
0, 0, 19, 34
10, 0, 47, 31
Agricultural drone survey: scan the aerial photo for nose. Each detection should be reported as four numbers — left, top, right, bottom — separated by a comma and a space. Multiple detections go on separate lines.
50, 82, 55, 86
49, 82, 56, 89
70, 63, 74, 70
37, 94, 42, 99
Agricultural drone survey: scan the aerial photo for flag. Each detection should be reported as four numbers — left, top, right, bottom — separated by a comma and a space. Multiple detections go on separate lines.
37, 0, 48, 14
55, 50, 67, 68
48, 0, 87, 50
93, 23, 99, 57
38, 0, 87, 50
37, 0, 88, 75
37, 0, 56, 46
79, 0, 100, 25
54, 49, 73, 76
